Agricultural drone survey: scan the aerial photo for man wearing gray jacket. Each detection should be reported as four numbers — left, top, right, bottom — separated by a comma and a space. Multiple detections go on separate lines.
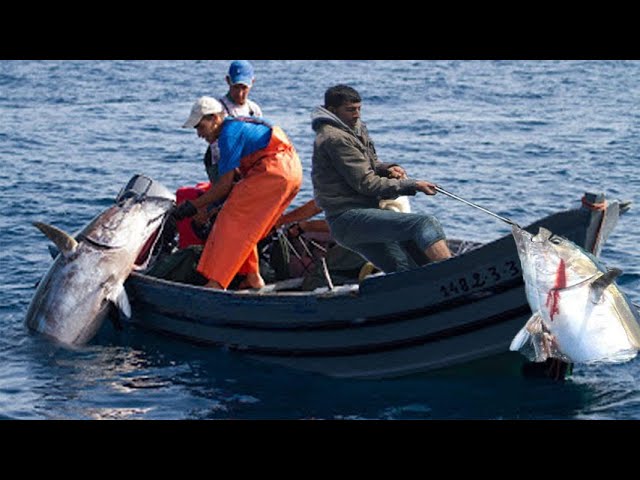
311, 84, 451, 273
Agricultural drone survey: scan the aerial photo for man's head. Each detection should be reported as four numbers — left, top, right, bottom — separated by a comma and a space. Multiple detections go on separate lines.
226, 60, 255, 106
324, 85, 362, 129
183, 96, 225, 143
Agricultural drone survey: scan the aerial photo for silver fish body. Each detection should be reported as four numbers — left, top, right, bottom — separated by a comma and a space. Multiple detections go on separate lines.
25, 196, 174, 346
510, 225, 640, 364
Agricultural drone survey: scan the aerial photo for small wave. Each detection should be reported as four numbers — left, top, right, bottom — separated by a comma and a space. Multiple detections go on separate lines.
366, 95, 389, 105
0, 74, 21, 87
380, 403, 432, 419
83, 407, 154, 420
121, 376, 171, 390
515, 120, 550, 127
494, 91, 547, 101
585, 126, 616, 134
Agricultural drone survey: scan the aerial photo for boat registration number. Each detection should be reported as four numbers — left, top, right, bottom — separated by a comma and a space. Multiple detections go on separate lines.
439, 260, 521, 298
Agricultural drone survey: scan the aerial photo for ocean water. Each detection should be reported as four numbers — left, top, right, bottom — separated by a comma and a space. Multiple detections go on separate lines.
1, 60, 639, 420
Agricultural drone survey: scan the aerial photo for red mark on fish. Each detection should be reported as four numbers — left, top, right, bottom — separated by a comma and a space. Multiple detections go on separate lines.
546, 259, 567, 321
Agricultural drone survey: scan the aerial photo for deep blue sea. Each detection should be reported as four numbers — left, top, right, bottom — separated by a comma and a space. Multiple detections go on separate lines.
1, 60, 639, 420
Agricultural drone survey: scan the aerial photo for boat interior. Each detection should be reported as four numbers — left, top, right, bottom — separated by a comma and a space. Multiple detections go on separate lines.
141, 225, 484, 297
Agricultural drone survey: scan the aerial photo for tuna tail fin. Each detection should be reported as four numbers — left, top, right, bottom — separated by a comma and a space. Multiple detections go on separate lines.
33, 222, 78, 258
590, 267, 623, 303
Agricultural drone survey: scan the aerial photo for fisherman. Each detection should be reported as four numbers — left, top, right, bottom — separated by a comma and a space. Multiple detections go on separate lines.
178, 60, 264, 247
219, 60, 263, 119
173, 96, 302, 290
206, 60, 264, 185
311, 84, 452, 273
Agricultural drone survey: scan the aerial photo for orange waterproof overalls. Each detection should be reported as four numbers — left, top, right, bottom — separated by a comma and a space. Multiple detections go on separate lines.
197, 125, 302, 289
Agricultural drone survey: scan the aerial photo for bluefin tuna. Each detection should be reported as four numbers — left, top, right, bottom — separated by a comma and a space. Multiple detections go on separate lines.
509, 225, 640, 364
25, 193, 174, 346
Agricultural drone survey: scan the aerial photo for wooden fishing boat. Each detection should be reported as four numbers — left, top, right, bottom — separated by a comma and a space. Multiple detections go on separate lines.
121, 176, 631, 379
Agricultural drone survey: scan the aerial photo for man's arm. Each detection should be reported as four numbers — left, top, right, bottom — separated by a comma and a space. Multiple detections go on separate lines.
191, 170, 236, 210
273, 199, 323, 229
326, 137, 417, 197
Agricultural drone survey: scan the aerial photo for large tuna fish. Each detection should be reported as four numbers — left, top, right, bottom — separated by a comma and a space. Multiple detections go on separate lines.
509, 225, 640, 364
25, 191, 174, 346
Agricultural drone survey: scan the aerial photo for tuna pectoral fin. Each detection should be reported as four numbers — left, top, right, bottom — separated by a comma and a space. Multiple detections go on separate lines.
590, 267, 623, 303
109, 284, 131, 320
33, 222, 78, 258
510, 325, 532, 352
510, 312, 547, 362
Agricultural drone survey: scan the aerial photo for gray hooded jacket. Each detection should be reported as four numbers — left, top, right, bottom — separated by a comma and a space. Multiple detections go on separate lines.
310, 106, 418, 217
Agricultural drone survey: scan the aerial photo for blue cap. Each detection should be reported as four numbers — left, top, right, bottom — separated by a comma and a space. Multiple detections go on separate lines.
228, 60, 255, 86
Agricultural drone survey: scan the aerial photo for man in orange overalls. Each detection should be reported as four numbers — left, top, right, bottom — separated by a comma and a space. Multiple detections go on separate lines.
174, 96, 302, 290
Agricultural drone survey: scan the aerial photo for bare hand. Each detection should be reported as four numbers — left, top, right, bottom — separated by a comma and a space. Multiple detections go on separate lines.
415, 181, 438, 196
193, 208, 210, 225
388, 165, 407, 179
193, 205, 221, 225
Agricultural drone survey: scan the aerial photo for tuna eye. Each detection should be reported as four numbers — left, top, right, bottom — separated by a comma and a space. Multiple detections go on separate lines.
549, 236, 562, 245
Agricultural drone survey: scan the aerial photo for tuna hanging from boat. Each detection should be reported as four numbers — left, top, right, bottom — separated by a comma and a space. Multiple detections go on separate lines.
25, 180, 175, 346
509, 225, 640, 364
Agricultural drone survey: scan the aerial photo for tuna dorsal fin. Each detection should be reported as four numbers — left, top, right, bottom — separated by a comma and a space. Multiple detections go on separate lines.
590, 267, 623, 302
33, 222, 78, 258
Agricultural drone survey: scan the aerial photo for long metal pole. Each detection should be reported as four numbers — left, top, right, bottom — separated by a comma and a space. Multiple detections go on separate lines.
435, 186, 521, 229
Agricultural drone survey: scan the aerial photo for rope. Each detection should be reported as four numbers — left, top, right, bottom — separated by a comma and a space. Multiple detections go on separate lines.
277, 227, 319, 276
581, 196, 607, 211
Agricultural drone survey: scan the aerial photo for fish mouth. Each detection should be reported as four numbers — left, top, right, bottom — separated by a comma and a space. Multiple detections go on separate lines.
511, 224, 530, 238
511, 225, 533, 262
511, 224, 533, 245
512, 225, 555, 247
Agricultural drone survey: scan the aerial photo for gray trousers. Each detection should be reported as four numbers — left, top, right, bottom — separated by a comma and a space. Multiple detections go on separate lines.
327, 208, 447, 273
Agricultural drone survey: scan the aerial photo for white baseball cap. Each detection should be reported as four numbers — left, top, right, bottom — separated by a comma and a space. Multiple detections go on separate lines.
182, 96, 224, 128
